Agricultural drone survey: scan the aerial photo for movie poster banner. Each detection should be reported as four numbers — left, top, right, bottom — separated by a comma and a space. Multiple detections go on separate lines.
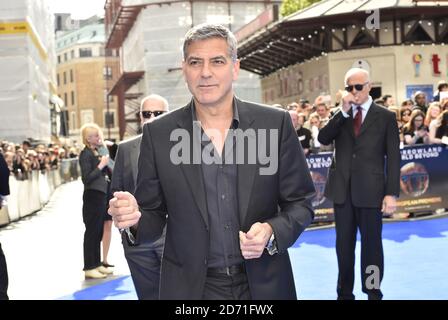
306, 144, 448, 224
397, 144, 448, 213
306, 152, 334, 223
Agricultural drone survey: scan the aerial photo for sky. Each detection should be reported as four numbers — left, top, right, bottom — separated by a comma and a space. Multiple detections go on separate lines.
47, 0, 106, 19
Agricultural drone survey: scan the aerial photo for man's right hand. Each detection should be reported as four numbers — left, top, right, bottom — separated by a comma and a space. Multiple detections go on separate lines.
108, 191, 141, 229
341, 91, 355, 113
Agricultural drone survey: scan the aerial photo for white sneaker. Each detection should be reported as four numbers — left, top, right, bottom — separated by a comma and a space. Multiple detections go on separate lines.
97, 265, 114, 275
85, 269, 107, 279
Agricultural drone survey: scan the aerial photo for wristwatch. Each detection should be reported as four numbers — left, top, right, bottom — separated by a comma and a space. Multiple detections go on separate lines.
265, 233, 278, 255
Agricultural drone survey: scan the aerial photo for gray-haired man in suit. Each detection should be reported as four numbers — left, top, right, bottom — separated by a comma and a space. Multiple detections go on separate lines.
111, 94, 168, 299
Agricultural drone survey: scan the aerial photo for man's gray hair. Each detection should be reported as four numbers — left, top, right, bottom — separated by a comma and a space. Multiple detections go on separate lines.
140, 94, 169, 111
344, 68, 370, 85
182, 23, 238, 62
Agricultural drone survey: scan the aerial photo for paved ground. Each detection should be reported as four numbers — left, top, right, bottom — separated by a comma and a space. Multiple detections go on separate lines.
0, 180, 131, 300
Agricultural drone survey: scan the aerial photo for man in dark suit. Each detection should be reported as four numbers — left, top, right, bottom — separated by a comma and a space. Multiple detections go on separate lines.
111, 94, 168, 299
108, 23, 315, 300
0, 152, 10, 300
318, 68, 400, 300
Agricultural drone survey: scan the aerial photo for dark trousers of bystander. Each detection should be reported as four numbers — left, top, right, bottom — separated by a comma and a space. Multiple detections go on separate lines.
0, 242, 8, 300
334, 187, 384, 300
82, 189, 107, 271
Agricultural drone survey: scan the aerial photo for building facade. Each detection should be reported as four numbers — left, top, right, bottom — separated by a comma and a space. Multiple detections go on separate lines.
237, 0, 448, 107
105, 0, 281, 140
56, 20, 120, 142
0, 0, 56, 143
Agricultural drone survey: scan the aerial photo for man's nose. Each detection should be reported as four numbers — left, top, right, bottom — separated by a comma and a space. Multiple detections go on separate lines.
201, 62, 212, 77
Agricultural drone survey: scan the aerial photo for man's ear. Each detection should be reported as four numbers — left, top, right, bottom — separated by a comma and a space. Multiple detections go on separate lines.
232, 59, 240, 81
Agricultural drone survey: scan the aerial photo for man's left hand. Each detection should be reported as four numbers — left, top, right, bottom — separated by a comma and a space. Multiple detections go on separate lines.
239, 222, 273, 260
382, 195, 397, 214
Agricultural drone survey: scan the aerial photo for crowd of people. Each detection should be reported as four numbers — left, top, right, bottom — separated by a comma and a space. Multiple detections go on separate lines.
277, 81, 448, 155
0, 140, 80, 180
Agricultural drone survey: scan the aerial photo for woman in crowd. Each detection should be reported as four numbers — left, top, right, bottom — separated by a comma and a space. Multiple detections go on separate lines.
78, 123, 113, 279
428, 110, 448, 144
400, 99, 414, 111
400, 108, 412, 129
424, 102, 441, 127
402, 110, 429, 145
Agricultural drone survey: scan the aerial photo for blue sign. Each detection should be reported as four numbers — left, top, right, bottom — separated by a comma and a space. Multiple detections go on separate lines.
406, 84, 434, 101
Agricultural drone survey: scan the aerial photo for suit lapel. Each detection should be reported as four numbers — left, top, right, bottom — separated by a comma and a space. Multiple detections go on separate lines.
344, 108, 355, 140
359, 103, 380, 137
175, 101, 209, 228
235, 99, 257, 227
131, 137, 141, 185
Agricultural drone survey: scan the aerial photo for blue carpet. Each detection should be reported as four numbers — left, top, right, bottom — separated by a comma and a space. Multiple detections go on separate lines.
59, 276, 137, 300
291, 216, 448, 300
63, 217, 448, 300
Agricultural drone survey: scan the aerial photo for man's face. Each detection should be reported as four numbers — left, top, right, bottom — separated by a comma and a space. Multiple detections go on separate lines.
140, 98, 168, 125
316, 105, 328, 118
288, 111, 298, 129
182, 38, 239, 108
346, 72, 371, 105
385, 97, 394, 106
416, 94, 426, 106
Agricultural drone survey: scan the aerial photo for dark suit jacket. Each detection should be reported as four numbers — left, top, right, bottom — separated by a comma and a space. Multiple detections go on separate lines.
111, 135, 141, 195
0, 153, 9, 196
79, 147, 108, 194
134, 98, 316, 300
318, 103, 401, 208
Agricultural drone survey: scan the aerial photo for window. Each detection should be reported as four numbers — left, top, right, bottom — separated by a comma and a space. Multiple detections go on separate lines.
103, 66, 113, 80
71, 50, 75, 59
79, 48, 92, 57
63, 71, 67, 85
103, 89, 114, 103
71, 91, 75, 106
70, 69, 74, 82
70, 111, 77, 131
104, 110, 116, 128
57, 74, 60, 86
64, 93, 67, 106
81, 109, 94, 125
57, 55, 61, 64
64, 52, 67, 61
56, 16, 62, 31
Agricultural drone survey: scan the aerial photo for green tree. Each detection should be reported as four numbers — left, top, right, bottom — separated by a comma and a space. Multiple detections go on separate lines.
280, 0, 322, 17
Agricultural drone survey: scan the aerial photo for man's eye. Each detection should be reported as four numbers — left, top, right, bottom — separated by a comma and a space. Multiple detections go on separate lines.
189, 60, 200, 66
212, 60, 225, 65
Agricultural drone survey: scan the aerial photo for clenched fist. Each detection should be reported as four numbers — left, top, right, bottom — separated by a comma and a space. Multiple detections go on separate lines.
108, 191, 141, 229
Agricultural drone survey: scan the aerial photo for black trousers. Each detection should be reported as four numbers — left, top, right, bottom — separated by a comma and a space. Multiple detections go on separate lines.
334, 190, 384, 300
202, 270, 251, 300
122, 228, 165, 300
82, 189, 107, 270
0, 242, 8, 300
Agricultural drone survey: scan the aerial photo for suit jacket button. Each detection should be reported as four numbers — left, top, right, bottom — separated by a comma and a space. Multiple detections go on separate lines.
352, 154, 356, 158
